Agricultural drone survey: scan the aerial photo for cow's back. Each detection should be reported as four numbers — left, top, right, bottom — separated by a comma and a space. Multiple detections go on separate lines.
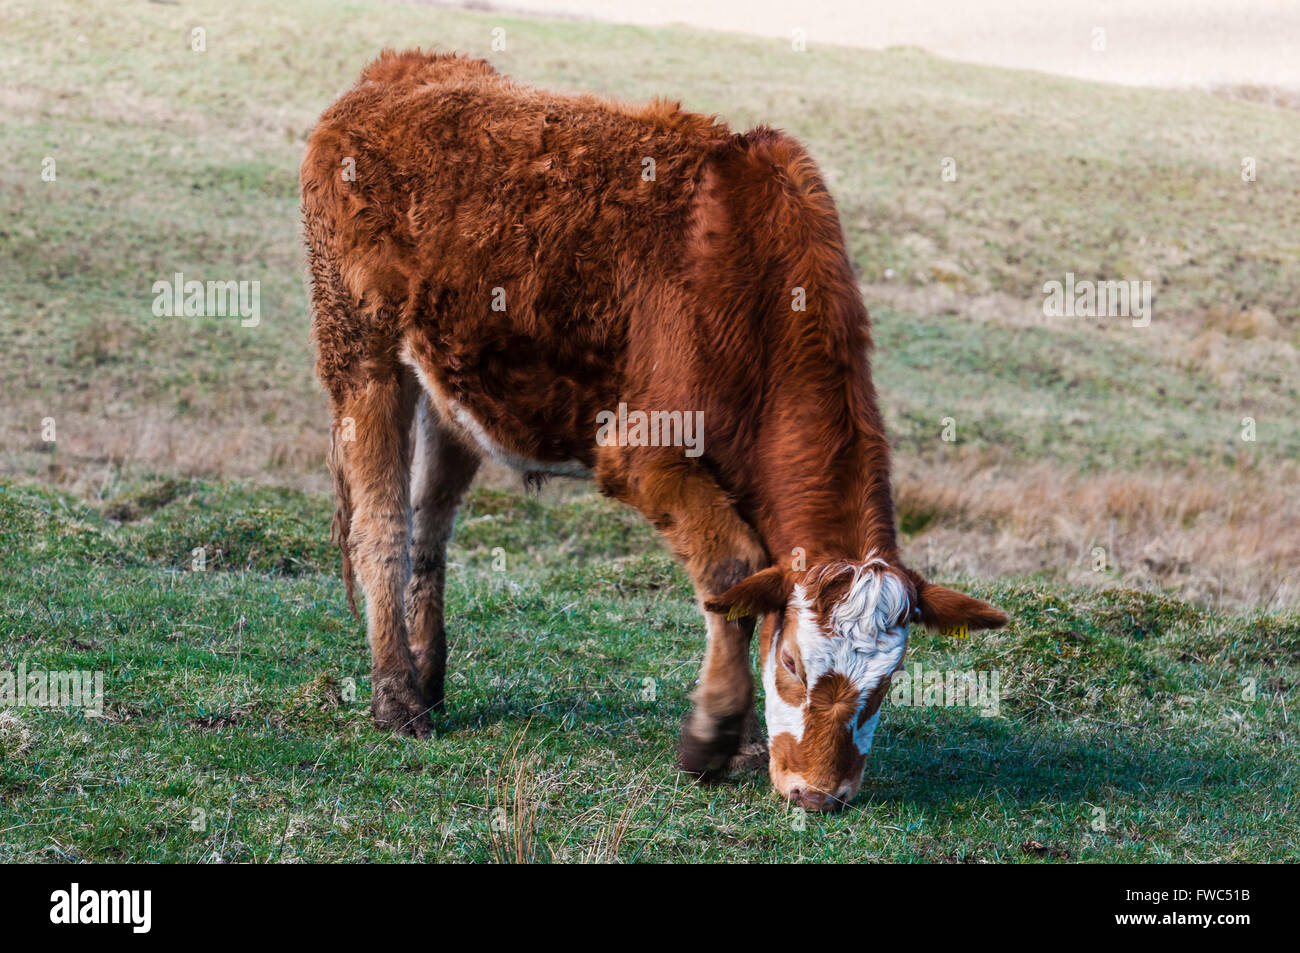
303, 50, 730, 336
302, 49, 734, 464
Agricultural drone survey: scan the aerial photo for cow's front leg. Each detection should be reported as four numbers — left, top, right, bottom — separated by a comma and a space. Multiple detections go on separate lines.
680, 593, 758, 780
601, 452, 769, 780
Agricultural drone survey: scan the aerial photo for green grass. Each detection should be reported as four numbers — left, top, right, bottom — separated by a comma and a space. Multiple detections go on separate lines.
1, 479, 1296, 862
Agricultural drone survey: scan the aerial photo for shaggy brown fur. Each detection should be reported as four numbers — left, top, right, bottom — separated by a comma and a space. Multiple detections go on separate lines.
302, 50, 1005, 794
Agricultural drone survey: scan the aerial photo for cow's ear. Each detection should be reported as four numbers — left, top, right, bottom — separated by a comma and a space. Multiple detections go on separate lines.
912, 578, 1008, 632
704, 567, 789, 620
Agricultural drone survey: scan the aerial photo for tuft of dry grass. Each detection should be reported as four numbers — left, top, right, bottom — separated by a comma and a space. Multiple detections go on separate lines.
563, 777, 657, 864
486, 725, 660, 863
0, 710, 34, 759
488, 724, 548, 864
897, 458, 1300, 610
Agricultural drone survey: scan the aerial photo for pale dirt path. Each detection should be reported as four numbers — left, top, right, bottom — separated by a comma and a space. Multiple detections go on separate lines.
451, 0, 1300, 91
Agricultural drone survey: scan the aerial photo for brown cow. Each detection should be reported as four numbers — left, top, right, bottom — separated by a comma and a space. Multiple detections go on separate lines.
301, 50, 1007, 811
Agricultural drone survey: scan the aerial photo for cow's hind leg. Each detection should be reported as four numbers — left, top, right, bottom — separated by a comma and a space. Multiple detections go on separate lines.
602, 453, 769, 780
405, 396, 481, 712
330, 371, 426, 736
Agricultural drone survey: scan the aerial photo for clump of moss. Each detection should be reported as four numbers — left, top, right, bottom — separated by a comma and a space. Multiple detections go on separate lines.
125, 483, 335, 575
0, 481, 136, 569
101, 477, 190, 522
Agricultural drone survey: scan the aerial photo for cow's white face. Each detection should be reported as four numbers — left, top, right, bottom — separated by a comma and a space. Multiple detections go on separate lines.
762, 561, 911, 812
707, 557, 1008, 808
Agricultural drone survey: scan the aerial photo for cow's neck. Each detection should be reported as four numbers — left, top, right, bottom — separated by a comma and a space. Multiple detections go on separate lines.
746, 353, 900, 572
688, 138, 901, 572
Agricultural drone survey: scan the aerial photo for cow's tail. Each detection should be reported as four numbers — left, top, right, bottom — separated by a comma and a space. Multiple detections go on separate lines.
328, 421, 360, 621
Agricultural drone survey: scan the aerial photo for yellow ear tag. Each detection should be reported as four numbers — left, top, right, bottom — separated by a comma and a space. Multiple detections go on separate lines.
726, 606, 752, 622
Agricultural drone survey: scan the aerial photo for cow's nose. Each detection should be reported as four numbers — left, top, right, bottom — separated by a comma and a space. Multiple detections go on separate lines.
789, 786, 832, 812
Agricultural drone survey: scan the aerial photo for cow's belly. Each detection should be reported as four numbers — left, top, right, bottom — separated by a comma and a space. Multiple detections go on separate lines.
400, 342, 595, 477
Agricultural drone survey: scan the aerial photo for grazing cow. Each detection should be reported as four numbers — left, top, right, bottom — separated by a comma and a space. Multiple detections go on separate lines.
301, 50, 1007, 810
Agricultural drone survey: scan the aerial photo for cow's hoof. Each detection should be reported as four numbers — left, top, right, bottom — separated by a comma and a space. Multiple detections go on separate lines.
372, 673, 431, 739
677, 711, 744, 783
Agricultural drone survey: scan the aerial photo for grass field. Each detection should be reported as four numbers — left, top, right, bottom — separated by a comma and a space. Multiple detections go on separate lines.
1, 478, 1296, 862
1, 0, 1298, 861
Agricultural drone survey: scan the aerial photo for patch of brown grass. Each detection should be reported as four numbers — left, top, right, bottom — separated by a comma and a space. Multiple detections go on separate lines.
0, 402, 538, 499
897, 456, 1300, 610
1210, 84, 1300, 112
1179, 305, 1298, 387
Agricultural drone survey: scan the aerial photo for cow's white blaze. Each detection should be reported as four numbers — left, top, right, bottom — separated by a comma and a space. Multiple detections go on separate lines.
764, 562, 909, 759
762, 617, 805, 742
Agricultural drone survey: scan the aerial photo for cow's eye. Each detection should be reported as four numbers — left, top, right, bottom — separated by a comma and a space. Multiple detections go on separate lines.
780, 646, 798, 677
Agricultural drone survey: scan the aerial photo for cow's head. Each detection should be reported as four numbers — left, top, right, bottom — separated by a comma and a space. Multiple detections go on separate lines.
706, 559, 1006, 811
